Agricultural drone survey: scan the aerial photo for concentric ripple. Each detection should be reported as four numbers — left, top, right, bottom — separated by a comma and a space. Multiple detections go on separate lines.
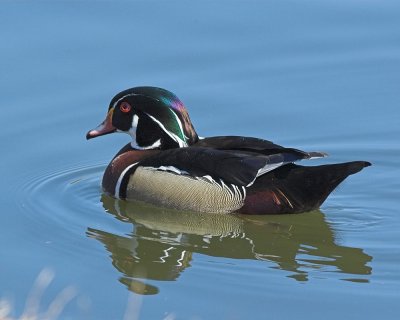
15, 162, 119, 249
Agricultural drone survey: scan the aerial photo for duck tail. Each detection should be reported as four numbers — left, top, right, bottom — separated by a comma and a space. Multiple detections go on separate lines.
241, 161, 371, 214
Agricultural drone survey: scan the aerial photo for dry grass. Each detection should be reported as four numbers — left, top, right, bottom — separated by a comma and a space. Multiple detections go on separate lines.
0, 269, 180, 320
0, 269, 76, 320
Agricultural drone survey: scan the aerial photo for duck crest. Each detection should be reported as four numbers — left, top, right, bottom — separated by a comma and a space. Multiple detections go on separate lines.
109, 87, 199, 149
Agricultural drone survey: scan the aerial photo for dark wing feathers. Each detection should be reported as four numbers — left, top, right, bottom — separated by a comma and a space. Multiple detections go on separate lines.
139, 147, 306, 186
193, 136, 283, 150
138, 136, 326, 186
193, 136, 326, 158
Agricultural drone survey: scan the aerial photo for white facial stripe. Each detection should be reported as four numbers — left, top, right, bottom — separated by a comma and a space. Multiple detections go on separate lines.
145, 112, 188, 147
115, 162, 138, 198
112, 93, 161, 110
112, 93, 138, 110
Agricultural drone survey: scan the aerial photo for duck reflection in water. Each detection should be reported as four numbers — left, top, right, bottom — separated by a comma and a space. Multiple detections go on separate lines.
87, 195, 372, 294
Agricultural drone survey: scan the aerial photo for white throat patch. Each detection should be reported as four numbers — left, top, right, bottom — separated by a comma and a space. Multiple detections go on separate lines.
128, 114, 161, 150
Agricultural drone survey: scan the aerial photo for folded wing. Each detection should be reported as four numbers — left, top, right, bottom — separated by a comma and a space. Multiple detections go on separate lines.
139, 139, 325, 186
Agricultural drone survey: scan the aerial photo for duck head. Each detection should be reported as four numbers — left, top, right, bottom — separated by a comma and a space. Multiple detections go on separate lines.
86, 87, 199, 149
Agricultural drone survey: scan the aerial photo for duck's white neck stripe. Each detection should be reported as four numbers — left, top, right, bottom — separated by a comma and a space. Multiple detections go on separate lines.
115, 162, 138, 198
131, 139, 161, 150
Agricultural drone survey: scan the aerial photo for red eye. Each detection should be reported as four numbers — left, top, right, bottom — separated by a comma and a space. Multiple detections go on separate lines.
120, 102, 131, 113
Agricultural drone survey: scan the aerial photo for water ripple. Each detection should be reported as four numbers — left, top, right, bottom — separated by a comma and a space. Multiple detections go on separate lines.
16, 162, 108, 247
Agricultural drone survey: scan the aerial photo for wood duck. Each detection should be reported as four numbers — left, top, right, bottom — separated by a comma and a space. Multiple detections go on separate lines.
86, 86, 370, 214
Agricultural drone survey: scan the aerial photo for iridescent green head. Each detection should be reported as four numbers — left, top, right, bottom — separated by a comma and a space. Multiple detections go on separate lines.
87, 86, 199, 149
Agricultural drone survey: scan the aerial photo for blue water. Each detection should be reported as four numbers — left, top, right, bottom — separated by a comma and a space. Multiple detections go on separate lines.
1, 1, 399, 319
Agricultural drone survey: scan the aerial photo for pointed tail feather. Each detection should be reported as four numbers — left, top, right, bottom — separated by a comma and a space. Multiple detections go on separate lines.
240, 161, 371, 214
